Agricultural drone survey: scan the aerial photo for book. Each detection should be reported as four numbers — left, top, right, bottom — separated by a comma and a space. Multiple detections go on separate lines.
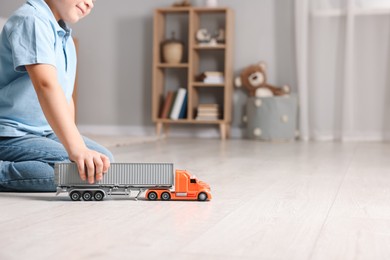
197, 108, 218, 113
195, 71, 224, 82
203, 76, 224, 84
160, 91, 174, 118
178, 92, 188, 119
170, 88, 187, 120
203, 71, 224, 77
198, 104, 219, 111
197, 111, 219, 116
168, 91, 177, 118
195, 103, 220, 120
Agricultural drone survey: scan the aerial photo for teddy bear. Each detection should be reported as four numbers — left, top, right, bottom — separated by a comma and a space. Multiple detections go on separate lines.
235, 62, 295, 138
235, 62, 290, 97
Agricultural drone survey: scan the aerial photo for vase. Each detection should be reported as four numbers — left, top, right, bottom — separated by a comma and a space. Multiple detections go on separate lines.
162, 32, 184, 64
205, 0, 218, 7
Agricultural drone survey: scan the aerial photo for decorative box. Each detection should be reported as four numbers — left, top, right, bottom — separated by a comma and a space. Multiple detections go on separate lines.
245, 95, 298, 141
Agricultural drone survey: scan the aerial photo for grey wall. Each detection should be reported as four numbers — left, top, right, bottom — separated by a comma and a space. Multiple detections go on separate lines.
0, 0, 296, 133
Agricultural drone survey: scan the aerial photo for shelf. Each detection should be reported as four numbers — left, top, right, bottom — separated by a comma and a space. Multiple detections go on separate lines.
156, 7, 191, 13
155, 118, 224, 124
156, 7, 229, 14
157, 63, 189, 68
193, 7, 229, 13
194, 44, 226, 49
152, 7, 233, 139
192, 82, 225, 87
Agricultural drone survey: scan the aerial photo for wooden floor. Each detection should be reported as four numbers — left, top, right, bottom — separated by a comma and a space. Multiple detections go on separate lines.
1, 138, 390, 260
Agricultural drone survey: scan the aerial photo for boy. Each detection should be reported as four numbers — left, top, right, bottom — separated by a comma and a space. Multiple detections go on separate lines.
0, 0, 113, 192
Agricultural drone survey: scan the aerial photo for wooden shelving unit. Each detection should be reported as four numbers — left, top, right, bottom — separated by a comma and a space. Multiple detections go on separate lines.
152, 7, 234, 139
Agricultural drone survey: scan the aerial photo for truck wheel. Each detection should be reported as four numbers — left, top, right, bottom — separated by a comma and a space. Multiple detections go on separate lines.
161, 192, 171, 201
147, 191, 158, 201
70, 191, 81, 201
198, 192, 208, 201
82, 191, 92, 201
94, 191, 104, 201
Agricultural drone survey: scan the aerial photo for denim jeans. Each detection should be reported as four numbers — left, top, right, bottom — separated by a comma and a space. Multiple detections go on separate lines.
0, 133, 114, 192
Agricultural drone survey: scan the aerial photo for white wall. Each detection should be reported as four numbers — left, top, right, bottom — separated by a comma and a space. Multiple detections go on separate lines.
0, 0, 296, 136
0, 17, 6, 30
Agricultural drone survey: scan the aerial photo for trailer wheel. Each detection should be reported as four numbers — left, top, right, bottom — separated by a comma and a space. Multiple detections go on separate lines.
82, 191, 92, 201
161, 192, 171, 201
94, 191, 104, 201
70, 191, 81, 201
147, 191, 158, 201
198, 192, 208, 201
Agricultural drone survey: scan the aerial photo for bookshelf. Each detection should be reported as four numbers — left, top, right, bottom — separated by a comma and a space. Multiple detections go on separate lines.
152, 6, 234, 139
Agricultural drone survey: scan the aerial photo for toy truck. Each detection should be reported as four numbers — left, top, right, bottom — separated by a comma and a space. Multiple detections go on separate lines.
55, 162, 211, 201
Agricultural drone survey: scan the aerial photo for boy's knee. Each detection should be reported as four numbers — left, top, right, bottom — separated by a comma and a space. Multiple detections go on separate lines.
42, 150, 70, 165
0, 161, 56, 192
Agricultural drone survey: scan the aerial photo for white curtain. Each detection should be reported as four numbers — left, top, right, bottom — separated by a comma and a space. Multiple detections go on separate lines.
295, 0, 390, 141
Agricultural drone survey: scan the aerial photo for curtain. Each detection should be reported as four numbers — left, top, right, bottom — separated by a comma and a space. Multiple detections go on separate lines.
295, 0, 390, 141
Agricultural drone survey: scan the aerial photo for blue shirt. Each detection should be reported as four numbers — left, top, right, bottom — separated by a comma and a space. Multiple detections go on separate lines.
0, 0, 76, 136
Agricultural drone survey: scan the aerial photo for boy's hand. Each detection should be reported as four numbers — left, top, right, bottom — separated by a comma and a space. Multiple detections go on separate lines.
69, 147, 110, 183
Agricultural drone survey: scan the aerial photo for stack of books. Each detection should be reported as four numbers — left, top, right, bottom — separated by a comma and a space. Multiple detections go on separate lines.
195, 104, 220, 121
195, 71, 224, 84
160, 88, 188, 120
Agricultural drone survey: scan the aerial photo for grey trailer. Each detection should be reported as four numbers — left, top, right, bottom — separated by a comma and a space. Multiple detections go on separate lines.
55, 162, 174, 201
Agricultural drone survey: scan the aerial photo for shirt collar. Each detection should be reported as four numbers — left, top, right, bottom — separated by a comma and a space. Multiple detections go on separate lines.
27, 0, 72, 37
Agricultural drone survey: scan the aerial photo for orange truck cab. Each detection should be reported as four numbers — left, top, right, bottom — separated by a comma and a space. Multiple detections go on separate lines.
145, 169, 212, 201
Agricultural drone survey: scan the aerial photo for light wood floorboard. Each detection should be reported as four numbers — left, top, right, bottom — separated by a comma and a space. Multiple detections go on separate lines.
1, 139, 389, 260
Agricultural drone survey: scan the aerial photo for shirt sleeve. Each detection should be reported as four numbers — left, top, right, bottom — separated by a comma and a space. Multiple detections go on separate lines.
8, 15, 56, 72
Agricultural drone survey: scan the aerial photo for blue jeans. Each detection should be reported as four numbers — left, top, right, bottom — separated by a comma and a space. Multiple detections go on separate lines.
0, 133, 114, 192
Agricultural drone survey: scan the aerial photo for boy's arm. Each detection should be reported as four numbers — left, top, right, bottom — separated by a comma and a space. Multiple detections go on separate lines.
69, 96, 76, 123
26, 64, 110, 183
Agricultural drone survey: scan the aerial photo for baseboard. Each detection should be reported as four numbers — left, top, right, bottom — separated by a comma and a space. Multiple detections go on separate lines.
77, 125, 390, 141
77, 124, 244, 139
78, 125, 156, 136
